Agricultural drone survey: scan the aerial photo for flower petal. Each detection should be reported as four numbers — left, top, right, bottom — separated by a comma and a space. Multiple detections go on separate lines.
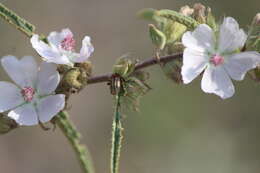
218, 17, 247, 53
201, 66, 235, 99
37, 62, 60, 95
31, 35, 71, 65
8, 103, 38, 126
47, 31, 63, 47
181, 48, 208, 84
182, 24, 215, 52
37, 95, 65, 123
0, 82, 24, 112
1, 55, 38, 87
73, 36, 94, 63
224, 51, 260, 81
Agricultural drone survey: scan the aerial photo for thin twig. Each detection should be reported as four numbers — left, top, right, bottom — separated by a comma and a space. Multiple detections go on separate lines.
87, 53, 183, 84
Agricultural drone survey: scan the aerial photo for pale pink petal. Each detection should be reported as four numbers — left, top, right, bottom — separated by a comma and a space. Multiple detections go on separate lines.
8, 103, 38, 126
0, 81, 24, 112
218, 17, 247, 53
224, 51, 260, 80
181, 48, 208, 84
37, 95, 65, 123
37, 62, 60, 95
182, 24, 215, 53
201, 66, 235, 99
31, 35, 71, 65
73, 36, 94, 63
1, 55, 38, 87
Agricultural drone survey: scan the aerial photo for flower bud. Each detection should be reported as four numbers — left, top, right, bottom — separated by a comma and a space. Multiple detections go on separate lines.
253, 13, 260, 25
0, 114, 17, 134
149, 24, 167, 50
75, 61, 92, 77
179, 5, 194, 17
206, 7, 218, 32
113, 56, 135, 78
193, 3, 206, 23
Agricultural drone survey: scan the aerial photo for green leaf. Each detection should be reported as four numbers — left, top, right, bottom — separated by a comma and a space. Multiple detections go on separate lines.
157, 9, 199, 29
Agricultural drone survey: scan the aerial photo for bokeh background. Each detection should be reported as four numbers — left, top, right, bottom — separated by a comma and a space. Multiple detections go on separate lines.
0, 0, 260, 173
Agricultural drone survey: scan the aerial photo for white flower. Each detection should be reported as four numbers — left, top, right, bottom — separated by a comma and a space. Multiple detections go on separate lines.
0, 56, 65, 126
31, 28, 94, 66
181, 17, 260, 99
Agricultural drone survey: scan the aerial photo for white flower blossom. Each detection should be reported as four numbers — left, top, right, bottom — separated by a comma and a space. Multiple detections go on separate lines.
181, 17, 260, 99
31, 28, 94, 66
0, 56, 65, 126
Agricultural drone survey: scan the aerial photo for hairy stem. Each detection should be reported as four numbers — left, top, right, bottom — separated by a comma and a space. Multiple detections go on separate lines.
0, 3, 35, 37
111, 95, 123, 173
56, 111, 95, 173
87, 53, 183, 84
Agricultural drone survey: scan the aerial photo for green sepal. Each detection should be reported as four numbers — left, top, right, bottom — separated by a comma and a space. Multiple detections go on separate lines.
149, 24, 167, 50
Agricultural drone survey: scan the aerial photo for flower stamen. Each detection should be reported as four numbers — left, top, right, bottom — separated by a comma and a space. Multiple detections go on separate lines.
210, 55, 224, 66
21, 87, 35, 102
61, 35, 76, 51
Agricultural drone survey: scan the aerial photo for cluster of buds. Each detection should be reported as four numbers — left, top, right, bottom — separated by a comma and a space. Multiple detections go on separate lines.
111, 56, 150, 111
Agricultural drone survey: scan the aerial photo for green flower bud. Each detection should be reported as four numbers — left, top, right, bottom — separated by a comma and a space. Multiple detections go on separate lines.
113, 56, 135, 78
0, 114, 17, 134
206, 7, 218, 32
246, 13, 260, 51
149, 24, 166, 50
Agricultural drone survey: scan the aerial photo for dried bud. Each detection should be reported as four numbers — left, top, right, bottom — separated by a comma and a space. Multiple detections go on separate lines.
193, 3, 206, 23
179, 5, 194, 16
75, 61, 92, 77
254, 13, 260, 25
0, 114, 17, 134
149, 24, 167, 50
57, 64, 72, 74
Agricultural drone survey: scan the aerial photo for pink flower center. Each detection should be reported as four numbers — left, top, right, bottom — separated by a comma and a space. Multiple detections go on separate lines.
21, 87, 35, 102
210, 55, 224, 66
61, 35, 76, 51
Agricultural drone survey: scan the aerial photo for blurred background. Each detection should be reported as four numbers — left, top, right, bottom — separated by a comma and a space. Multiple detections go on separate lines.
0, 0, 260, 172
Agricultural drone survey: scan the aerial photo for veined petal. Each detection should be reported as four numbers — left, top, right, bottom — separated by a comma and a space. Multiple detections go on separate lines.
8, 103, 38, 126
182, 24, 215, 52
0, 82, 24, 112
37, 62, 60, 95
201, 66, 235, 99
73, 36, 94, 63
224, 51, 260, 81
218, 17, 247, 53
181, 48, 208, 84
1, 55, 38, 87
31, 35, 71, 65
37, 95, 65, 123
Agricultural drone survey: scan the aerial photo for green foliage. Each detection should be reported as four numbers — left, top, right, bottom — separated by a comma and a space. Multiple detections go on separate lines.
157, 9, 199, 29
113, 57, 151, 111
0, 3, 35, 36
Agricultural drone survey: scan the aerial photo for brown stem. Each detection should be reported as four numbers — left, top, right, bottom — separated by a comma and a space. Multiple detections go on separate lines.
87, 52, 183, 84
